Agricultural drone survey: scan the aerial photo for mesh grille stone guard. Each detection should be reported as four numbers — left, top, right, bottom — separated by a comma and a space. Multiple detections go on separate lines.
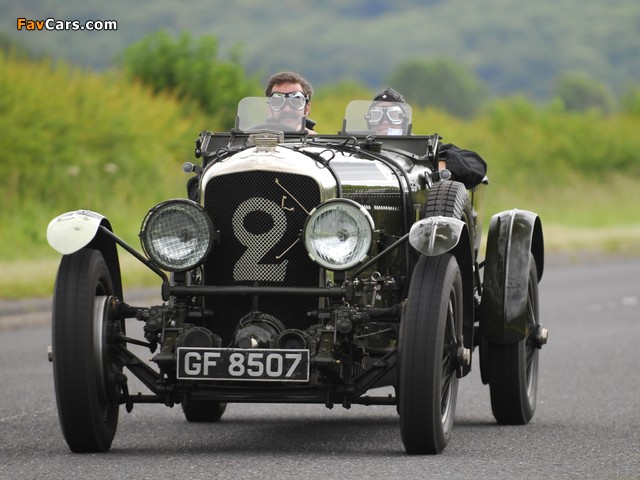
203, 170, 323, 345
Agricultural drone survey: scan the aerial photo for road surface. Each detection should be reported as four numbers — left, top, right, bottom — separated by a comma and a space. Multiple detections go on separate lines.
1, 256, 638, 479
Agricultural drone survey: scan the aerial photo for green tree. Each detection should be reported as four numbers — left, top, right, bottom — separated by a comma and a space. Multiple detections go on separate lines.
553, 72, 615, 114
122, 31, 260, 127
387, 58, 488, 118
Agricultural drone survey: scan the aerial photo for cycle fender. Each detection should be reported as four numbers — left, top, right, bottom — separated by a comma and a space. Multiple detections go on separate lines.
480, 209, 543, 343
409, 216, 465, 257
47, 210, 123, 299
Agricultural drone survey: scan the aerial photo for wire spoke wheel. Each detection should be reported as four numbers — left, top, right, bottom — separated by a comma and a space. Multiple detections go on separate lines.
398, 253, 463, 454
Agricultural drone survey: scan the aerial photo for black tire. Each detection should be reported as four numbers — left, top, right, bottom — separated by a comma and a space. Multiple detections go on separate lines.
422, 180, 473, 223
181, 400, 227, 422
398, 253, 463, 454
52, 248, 122, 453
488, 254, 539, 424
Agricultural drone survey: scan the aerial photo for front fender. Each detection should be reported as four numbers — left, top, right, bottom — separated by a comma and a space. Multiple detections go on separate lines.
409, 216, 465, 256
47, 210, 123, 299
47, 210, 108, 255
480, 209, 544, 344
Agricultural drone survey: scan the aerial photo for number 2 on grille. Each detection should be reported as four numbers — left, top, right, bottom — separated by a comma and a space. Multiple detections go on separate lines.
232, 197, 288, 282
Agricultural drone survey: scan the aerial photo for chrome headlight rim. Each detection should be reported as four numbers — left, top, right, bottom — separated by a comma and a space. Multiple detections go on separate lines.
140, 199, 214, 272
303, 198, 374, 271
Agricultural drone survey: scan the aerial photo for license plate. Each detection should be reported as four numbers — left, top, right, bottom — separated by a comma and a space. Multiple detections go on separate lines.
177, 347, 310, 382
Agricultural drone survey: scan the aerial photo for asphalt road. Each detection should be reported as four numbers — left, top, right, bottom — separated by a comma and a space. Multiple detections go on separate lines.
1, 256, 639, 479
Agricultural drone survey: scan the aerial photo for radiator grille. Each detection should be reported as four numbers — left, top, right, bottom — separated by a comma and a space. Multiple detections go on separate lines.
203, 170, 322, 344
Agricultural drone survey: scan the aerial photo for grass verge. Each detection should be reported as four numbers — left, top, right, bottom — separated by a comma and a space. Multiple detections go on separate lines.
0, 255, 162, 300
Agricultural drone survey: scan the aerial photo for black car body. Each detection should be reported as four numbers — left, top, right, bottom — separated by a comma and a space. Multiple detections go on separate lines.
46, 98, 547, 454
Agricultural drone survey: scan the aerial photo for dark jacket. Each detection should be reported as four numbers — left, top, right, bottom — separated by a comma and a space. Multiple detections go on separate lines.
438, 143, 488, 189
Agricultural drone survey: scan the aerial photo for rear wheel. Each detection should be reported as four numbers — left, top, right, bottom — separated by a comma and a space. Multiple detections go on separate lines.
398, 253, 463, 454
488, 254, 540, 424
52, 248, 123, 453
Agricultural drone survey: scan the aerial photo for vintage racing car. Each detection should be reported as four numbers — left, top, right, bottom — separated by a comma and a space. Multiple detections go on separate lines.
46, 97, 547, 454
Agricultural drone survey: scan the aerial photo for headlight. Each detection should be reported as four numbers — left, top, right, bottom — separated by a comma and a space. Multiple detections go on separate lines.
140, 200, 214, 272
303, 199, 374, 270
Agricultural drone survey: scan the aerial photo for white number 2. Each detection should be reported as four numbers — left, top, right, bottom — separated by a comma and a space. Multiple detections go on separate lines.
232, 197, 288, 282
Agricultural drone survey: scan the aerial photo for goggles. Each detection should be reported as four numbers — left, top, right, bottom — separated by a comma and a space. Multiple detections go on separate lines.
268, 91, 309, 111
366, 105, 406, 125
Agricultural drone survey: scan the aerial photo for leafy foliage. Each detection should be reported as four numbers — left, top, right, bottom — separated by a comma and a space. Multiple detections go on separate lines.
122, 31, 261, 128
0, 50, 213, 261
553, 72, 616, 113
2, 50, 640, 269
387, 58, 488, 117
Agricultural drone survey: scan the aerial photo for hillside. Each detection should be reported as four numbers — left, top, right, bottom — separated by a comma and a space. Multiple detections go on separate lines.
2, 0, 639, 100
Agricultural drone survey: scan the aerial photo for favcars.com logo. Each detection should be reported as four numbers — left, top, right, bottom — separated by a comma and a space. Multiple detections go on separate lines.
17, 17, 117, 31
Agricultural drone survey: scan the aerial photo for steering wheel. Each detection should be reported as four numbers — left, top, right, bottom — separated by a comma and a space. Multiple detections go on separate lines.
247, 121, 301, 132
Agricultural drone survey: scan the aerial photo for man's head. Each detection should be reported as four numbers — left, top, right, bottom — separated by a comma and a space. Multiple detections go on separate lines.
265, 72, 313, 130
366, 87, 411, 135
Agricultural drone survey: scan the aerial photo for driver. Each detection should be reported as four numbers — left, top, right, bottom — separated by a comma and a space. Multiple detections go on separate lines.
365, 88, 412, 135
264, 71, 317, 134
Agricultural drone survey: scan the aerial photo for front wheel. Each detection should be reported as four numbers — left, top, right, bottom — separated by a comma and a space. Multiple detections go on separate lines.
398, 253, 463, 454
52, 248, 123, 453
487, 254, 540, 424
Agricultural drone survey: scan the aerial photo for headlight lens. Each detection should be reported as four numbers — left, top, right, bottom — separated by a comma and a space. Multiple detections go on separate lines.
303, 199, 374, 270
140, 200, 214, 272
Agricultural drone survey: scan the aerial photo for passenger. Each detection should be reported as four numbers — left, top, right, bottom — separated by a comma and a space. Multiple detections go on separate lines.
264, 71, 317, 134
365, 88, 412, 136
368, 87, 487, 189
